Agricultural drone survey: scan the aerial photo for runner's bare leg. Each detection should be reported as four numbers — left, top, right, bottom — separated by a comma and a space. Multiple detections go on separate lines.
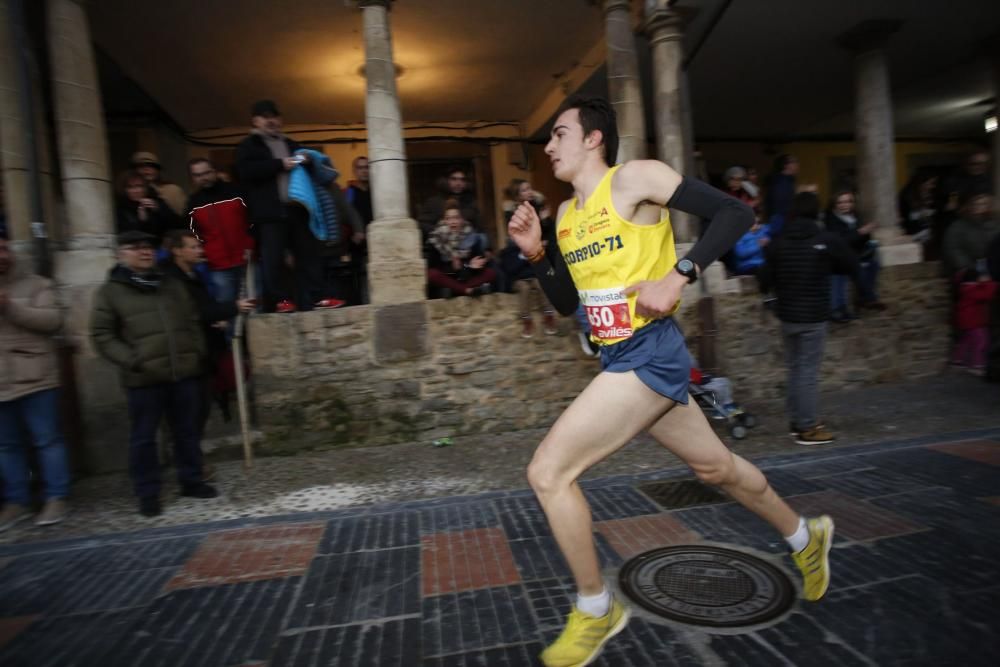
647, 397, 799, 535
527, 370, 674, 594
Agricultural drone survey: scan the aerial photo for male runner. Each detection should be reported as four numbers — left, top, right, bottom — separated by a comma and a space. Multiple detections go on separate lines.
507, 96, 832, 667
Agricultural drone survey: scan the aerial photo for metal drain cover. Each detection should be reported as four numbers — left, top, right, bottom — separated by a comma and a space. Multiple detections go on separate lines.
618, 545, 795, 628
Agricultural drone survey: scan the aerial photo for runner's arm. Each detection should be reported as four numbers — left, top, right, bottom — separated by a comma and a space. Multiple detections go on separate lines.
618, 160, 755, 270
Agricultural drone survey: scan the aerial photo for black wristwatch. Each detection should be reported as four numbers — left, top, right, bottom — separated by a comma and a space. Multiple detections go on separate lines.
675, 257, 698, 284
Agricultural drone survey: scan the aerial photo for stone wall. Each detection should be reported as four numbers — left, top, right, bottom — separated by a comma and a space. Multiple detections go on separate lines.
705, 262, 950, 402
247, 294, 600, 454
247, 262, 950, 454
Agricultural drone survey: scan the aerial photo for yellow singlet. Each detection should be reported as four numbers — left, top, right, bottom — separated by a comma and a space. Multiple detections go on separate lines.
556, 165, 678, 345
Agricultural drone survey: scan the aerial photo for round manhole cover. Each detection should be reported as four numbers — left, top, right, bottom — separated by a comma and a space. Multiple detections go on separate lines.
618, 545, 795, 628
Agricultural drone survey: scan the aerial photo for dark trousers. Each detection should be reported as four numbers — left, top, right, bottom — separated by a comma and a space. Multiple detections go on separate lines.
780, 321, 827, 431
259, 207, 325, 311
427, 267, 497, 295
126, 378, 203, 499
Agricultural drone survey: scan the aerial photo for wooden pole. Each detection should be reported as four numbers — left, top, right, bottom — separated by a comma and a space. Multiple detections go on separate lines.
233, 251, 255, 468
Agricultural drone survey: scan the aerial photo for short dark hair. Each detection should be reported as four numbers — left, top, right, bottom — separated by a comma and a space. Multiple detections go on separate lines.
352, 156, 368, 167
773, 154, 797, 173
445, 165, 466, 178
556, 95, 619, 166
791, 192, 820, 220
165, 229, 197, 250
188, 157, 213, 171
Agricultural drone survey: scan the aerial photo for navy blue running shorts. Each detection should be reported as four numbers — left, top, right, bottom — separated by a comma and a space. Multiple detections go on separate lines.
599, 317, 690, 404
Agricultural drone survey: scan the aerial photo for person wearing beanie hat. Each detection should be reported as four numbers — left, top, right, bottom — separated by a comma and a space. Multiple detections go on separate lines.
131, 151, 187, 217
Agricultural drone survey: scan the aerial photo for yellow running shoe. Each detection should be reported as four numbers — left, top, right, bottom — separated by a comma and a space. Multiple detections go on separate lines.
791, 515, 835, 601
540, 596, 631, 667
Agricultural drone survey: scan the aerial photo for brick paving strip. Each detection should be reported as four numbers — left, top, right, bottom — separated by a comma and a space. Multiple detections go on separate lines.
0, 431, 997, 666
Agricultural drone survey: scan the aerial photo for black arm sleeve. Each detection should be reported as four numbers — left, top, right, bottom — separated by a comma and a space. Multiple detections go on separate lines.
530, 225, 579, 316
668, 177, 755, 270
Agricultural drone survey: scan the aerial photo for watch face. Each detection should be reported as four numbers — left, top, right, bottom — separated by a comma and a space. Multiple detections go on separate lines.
678, 259, 694, 273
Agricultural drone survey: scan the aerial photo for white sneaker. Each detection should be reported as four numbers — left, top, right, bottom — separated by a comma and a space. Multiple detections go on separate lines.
35, 498, 69, 527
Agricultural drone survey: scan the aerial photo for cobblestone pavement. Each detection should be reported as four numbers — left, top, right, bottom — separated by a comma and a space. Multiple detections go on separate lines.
0, 401, 997, 663
1, 371, 997, 546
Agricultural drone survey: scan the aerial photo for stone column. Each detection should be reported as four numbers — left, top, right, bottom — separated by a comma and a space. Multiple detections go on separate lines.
839, 20, 919, 265
0, 0, 33, 252
48, 0, 121, 474
643, 2, 695, 242
603, 0, 646, 162
357, 0, 429, 362
47, 0, 115, 288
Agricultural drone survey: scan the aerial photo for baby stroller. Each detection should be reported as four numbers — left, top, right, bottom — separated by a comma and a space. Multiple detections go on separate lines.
689, 366, 757, 439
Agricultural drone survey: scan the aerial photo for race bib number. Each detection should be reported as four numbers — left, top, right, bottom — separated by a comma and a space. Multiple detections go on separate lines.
580, 287, 633, 340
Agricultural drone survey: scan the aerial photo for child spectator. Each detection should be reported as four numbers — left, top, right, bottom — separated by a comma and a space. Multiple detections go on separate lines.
952, 263, 997, 376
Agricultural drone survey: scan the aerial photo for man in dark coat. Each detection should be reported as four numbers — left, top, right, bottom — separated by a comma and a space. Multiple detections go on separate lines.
91, 231, 216, 517
235, 99, 329, 313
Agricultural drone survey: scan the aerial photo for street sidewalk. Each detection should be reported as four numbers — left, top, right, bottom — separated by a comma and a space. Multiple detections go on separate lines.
0, 425, 997, 665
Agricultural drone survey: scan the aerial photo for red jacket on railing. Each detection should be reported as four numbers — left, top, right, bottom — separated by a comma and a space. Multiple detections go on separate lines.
187, 183, 255, 270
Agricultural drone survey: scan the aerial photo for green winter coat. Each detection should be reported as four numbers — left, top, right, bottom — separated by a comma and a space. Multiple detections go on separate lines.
91, 265, 206, 388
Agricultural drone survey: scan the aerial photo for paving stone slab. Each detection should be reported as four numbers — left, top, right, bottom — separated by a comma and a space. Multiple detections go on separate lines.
319, 510, 421, 554
289, 548, 420, 628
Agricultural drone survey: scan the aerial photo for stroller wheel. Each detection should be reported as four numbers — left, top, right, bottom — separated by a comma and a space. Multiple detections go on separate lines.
740, 413, 757, 429
730, 424, 748, 440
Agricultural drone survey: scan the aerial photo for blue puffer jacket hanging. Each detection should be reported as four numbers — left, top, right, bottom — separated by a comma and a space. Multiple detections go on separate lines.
288, 149, 339, 243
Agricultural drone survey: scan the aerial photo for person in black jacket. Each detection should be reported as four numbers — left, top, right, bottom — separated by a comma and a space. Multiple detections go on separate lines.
234, 99, 327, 313
116, 170, 180, 247
759, 192, 859, 445
824, 189, 884, 321
162, 230, 255, 437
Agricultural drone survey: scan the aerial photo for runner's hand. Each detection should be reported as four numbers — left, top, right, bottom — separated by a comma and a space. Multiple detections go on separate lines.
508, 201, 542, 257
624, 271, 688, 319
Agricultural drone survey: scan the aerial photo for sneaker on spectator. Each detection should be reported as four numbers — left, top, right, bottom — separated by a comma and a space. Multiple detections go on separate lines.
314, 298, 346, 309
35, 498, 68, 527
0, 504, 31, 532
543, 312, 558, 336
139, 496, 161, 517
577, 331, 599, 358
795, 425, 835, 446
276, 300, 297, 313
521, 317, 534, 339
180, 482, 218, 499
789, 421, 826, 436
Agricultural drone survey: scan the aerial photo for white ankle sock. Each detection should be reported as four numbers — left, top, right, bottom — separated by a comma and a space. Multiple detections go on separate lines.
576, 587, 611, 617
785, 517, 809, 552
